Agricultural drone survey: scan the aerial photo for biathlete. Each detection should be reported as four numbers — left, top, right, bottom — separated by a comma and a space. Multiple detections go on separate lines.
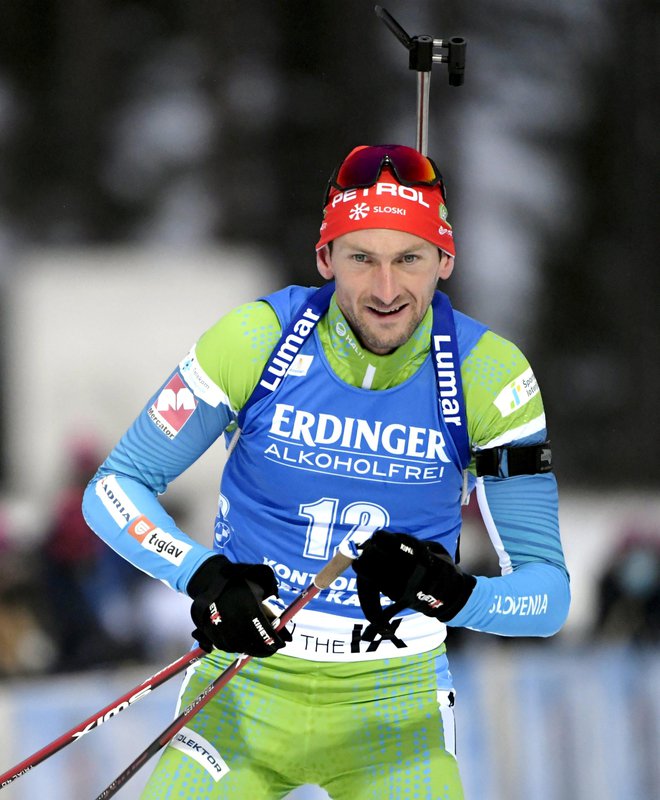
83, 144, 570, 799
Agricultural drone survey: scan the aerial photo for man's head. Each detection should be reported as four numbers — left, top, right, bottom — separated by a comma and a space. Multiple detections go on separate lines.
315, 144, 455, 355
316, 144, 455, 257
317, 228, 453, 355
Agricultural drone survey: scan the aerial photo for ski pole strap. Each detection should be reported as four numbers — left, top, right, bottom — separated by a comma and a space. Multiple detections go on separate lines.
475, 442, 553, 477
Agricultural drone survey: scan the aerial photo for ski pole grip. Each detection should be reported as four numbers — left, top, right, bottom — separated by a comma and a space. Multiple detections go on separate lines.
314, 551, 355, 589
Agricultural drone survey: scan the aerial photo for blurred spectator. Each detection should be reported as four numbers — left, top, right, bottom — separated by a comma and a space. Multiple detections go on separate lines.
593, 525, 660, 644
39, 434, 146, 672
0, 507, 56, 676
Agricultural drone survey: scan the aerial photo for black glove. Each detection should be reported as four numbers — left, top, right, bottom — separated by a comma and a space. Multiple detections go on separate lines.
188, 555, 292, 657
352, 531, 477, 638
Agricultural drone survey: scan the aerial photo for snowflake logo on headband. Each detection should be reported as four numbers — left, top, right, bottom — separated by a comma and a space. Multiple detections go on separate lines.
349, 203, 370, 221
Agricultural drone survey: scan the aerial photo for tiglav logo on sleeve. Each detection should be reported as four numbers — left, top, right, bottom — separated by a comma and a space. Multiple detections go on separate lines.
128, 515, 192, 566
147, 372, 197, 438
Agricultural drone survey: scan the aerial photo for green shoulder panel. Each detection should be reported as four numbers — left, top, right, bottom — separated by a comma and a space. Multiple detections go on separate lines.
195, 301, 281, 412
194, 301, 544, 457
462, 330, 546, 449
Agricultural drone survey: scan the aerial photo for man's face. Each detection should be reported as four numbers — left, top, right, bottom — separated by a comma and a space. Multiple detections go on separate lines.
316, 229, 454, 355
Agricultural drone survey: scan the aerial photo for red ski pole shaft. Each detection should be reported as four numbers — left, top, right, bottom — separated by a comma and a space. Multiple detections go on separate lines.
94, 551, 354, 800
0, 646, 205, 790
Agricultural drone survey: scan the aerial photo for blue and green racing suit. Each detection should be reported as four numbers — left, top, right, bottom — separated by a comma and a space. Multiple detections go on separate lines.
82, 284, 570, 799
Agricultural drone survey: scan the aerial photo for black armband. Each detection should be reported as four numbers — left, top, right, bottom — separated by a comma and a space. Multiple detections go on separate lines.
475, 442, 552, 477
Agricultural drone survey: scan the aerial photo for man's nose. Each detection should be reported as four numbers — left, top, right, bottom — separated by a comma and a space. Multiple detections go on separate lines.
372, 264, 399, 305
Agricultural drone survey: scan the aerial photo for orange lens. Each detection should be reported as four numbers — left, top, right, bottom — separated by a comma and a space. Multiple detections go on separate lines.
334, 145, 437, 187
324, 145, 444, 207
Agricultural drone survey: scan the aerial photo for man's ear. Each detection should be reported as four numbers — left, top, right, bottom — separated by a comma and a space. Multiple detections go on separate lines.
316, 245, 334, 280
438, 253, 455, 281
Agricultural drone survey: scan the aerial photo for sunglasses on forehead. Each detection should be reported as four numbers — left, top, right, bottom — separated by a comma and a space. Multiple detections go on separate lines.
323, 145, 446, 208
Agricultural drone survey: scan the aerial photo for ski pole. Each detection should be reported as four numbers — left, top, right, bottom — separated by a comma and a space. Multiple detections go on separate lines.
0, 646, 206, 790
94, 548, 355, 800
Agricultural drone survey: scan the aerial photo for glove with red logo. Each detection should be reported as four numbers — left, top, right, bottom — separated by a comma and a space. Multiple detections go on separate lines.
188, 555, 291, 657
352, 531, 476, 639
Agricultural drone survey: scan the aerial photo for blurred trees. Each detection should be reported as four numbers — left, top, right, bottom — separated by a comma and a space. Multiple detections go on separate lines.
0, 0, 657, 486
536, 0, 659, 484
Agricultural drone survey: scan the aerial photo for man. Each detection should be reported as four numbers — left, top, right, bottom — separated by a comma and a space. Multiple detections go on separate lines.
83, 144, 570, 799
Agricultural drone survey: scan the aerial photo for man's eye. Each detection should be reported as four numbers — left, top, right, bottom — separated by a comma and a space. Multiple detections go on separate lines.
402, 254, 418, 264
352, 253, 368, 263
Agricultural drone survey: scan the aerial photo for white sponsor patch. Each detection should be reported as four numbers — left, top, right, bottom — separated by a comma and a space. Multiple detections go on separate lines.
287, 353, 314, 377
95, 476, 140, 528
170, 726, 230, 782
493, 367, 539, 418
179, 347, 229, 408
133, 527, 192, 566
148, 373, 197, 439
266, 606, 447, 662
